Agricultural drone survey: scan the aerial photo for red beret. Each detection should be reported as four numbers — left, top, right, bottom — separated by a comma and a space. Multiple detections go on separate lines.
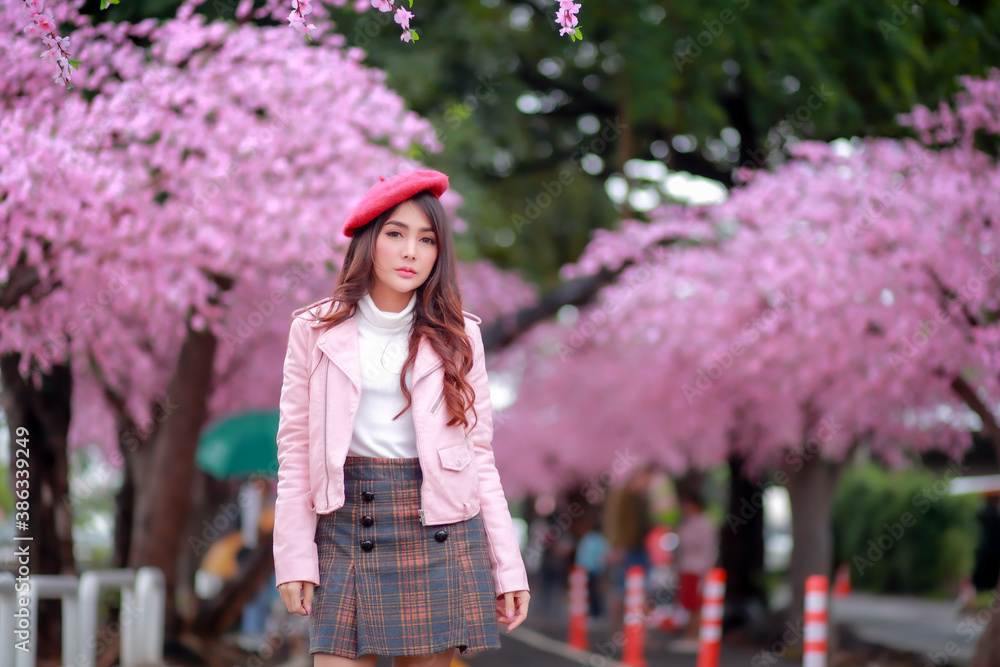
342, 169, 450, 237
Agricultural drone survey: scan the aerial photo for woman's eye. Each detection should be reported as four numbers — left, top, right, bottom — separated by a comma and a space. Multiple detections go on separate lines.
422, 237, 436, 244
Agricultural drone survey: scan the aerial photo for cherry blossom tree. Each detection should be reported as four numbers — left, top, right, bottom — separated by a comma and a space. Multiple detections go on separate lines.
491, 70, 1000, 653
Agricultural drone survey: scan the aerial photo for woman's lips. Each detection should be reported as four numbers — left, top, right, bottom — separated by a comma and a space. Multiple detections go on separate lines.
396, 268, 417, 277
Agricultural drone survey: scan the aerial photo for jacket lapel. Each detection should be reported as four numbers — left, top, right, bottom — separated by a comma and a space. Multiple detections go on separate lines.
315, 313, 362, 391
315, 311, 443, 392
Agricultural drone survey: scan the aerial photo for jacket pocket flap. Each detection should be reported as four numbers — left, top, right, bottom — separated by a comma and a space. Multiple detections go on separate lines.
438, 442, 472, 471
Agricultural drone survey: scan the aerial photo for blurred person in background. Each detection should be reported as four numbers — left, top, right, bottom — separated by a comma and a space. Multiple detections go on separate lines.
538, 505, 578, 619
603, 464, 655, 631
574, 511, 610, 619
673, 489, 718, 649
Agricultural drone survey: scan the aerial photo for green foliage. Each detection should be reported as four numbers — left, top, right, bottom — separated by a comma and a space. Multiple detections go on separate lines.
832, 463, 982, 596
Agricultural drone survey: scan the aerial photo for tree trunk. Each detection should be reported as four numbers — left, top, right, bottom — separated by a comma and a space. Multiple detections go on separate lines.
128, 327, 218, 639
113, 447, 136, 568
718, 456, 767, 627
0, 353, 75, 661
176, 469, 234, 626
954, 377, 1000, 666
784, 453, 841, 654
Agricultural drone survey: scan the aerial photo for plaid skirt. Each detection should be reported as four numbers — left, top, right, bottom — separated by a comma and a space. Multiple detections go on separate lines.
309, 456, 502, 658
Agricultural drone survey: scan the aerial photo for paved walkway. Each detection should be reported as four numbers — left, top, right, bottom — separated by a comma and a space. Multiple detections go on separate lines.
467, 625, 799, 666
275, 615, 799, 667
275, 591, 995, 666
830, 592, 987, 664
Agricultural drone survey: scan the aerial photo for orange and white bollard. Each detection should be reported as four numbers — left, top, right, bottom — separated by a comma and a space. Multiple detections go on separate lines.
803, 575, 829, 667
832, 563, 851, 598
567, 565, 589, 650
621, 565, 646, 667
696, 568, 726, 667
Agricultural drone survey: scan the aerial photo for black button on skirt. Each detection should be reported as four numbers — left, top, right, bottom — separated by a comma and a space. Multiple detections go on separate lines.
309, 456, 502, 659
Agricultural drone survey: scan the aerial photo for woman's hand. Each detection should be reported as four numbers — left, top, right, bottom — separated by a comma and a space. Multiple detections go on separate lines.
278, 581, 314, 616
496, 589, 530, 633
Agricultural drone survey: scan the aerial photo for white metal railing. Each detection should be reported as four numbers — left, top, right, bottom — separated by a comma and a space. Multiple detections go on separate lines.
134, 567, 165, 665
1, 571, 18, 666
0, 567, 165, 667
11, 574, 81, 667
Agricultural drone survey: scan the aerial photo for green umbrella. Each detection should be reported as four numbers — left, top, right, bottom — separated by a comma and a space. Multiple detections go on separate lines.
196, 409, 280, 479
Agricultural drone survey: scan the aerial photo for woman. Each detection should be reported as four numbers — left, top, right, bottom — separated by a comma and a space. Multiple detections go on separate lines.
273, 170, 530, 666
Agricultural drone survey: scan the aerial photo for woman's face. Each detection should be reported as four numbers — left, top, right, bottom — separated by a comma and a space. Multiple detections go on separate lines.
371, 200, 439, 303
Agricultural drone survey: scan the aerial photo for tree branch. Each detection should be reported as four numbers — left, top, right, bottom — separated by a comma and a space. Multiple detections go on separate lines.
481, 234, 700, 351
0, 262, 41, 310
952, 375, 999, 442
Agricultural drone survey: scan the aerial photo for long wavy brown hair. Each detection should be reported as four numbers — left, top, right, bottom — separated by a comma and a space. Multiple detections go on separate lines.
312, 190, 479, 431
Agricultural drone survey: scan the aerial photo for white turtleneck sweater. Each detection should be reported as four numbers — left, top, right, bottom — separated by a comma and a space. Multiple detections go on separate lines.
347, 290, 420, 458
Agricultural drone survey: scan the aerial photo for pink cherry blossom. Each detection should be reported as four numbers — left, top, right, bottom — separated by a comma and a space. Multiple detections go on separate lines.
19, 0, 73, 87
291, 0, 313, 16
555, 0, 581, 38
394, 6, 413, 30
371, 0, 393, 12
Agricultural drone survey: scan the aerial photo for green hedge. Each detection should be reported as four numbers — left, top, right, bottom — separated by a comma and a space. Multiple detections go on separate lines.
832, 463, 981, 595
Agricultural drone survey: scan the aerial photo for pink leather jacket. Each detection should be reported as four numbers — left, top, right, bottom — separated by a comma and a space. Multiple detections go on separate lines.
272, 296, 529, 597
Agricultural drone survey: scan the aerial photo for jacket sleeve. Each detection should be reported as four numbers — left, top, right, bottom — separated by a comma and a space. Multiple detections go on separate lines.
273, 316, 320, 588
466, 321, 530, 596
